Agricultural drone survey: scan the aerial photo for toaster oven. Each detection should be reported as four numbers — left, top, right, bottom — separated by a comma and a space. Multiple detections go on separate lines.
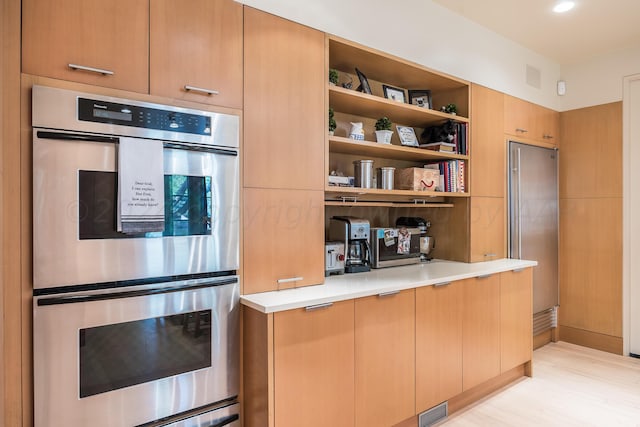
369, 227, 422, 269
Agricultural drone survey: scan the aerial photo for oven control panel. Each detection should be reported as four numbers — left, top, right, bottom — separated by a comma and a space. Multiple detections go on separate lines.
78, 97, 212, 136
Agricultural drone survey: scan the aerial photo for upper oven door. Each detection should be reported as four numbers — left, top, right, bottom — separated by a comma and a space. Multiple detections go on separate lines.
33, 130, 239, 289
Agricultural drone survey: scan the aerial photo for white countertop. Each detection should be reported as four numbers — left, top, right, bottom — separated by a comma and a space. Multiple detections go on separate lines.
240, 258, 537, 313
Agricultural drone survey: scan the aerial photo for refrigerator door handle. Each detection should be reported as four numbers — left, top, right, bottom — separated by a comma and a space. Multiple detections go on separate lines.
516, 147, 523, 259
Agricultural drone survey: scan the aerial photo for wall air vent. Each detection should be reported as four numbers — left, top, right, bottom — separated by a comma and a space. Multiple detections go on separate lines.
526, 64, 542, 89
419, 401, 448, 427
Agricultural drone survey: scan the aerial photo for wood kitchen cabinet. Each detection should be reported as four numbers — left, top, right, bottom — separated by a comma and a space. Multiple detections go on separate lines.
469, 197, 505, 262
242, 188, 324, 294
416, 280, 463, 412
500, 268, 533, 372
463, 274, 501, 390
355, 290, 415, 427
470, 84, 505, 198
22, 0, 149, 93
150, 0, 243, 109
243, 7, 325, 190
504, 94, 559, 145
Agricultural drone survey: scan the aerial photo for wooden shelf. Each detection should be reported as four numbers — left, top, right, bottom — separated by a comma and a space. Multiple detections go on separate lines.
329, 135, 468, 162
325, 186, 468, 203
329, 36, 468, 93
325, 201, 455, 208
329, 85, 467, 128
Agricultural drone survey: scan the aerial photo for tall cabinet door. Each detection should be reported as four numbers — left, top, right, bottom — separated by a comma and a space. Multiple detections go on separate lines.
469, 197, 505, 262
150, 0, 243, 109
22, 0, 149, 93
463, 275, 501, 391
274, 301, 355, 427
243, 188, 324, 294
243, 7, 325, 190
355, 290, 415, 427
416, 281, 463, 412
242, 7, 325, 294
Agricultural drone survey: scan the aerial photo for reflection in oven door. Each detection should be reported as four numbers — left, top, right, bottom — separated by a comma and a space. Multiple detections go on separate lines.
33, 277, 239, 427
32, 132, 239, 289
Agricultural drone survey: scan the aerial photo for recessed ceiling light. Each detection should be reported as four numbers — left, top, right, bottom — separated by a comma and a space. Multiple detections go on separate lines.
553, 0, 575, 13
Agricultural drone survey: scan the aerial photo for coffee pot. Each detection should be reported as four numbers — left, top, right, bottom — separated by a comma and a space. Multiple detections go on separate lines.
329, 216, 371, 273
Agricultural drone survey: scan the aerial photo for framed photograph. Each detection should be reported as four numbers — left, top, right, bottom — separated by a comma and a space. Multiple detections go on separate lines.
396, 125, 419, 147
408, 89, 432, 109
382, 85, 406, 103
355, 68, 372, 95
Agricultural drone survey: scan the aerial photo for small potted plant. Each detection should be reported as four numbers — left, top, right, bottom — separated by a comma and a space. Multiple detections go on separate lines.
328, 107, 337, 135
329, 69, 339, 86
374, 117, 393, 144
440, 103, 457, 115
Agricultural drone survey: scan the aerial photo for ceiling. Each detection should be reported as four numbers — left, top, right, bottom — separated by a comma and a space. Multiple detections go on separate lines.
432, 0, 640, 66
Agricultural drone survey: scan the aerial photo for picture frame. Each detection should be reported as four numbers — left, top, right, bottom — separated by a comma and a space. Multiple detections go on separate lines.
382, 85, 406, 103
355, 68, 372, 95
396, 125, 419, 147
408, 89, 432, 109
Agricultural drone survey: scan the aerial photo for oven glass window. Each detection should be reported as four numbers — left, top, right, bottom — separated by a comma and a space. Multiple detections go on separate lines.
78, 171, 212, 239
79, 310, 212, 398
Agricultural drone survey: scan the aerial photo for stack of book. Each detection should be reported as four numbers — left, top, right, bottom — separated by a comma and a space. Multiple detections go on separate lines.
425, 160, 465, 193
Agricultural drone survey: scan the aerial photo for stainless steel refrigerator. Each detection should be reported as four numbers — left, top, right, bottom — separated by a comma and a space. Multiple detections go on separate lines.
508, 141, 559, 335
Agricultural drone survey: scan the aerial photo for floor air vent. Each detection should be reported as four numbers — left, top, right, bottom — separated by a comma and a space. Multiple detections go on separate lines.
419, 401, 448, 427
533, 306, 558, 336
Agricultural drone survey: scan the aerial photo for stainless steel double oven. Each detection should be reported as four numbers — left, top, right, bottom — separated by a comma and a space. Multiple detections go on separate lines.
32, 85, 240, 427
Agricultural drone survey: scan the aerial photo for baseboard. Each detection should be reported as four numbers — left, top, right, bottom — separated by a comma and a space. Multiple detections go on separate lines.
559, 325, 623, 355
447, 365, 526, 414
533, 330, 552, 349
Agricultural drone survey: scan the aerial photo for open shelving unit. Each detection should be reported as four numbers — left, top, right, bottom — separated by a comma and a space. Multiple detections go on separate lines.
326, 36, 471, 208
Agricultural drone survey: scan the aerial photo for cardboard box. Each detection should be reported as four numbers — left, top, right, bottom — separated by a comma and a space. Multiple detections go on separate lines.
396, 167, 440, 191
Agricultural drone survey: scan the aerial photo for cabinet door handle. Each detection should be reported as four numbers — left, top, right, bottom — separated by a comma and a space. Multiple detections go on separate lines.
305, 302, 333, 311
512, 268, 525, 273
477, 274, 493, 279
484, 253, 497, 258
277, 276, 303, 284
184, 85, 219, 95
542, 134, 554, 139
378, 290, 400, 298
515, 128, 528, 133
68, 63, 114, 76
434, 281, 451, 287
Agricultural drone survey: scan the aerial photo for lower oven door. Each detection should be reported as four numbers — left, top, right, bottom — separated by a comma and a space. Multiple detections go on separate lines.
32, 129, 239, 289
33, 277, 239, 427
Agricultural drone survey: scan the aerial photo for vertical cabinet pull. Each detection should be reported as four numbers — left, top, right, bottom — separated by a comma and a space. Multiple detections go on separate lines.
184, 85, 220, 95
68, 63, 114, 76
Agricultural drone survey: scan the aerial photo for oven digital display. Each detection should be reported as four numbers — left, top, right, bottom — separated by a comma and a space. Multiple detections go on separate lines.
93, 108, 132, 122
79, 310, 212, 398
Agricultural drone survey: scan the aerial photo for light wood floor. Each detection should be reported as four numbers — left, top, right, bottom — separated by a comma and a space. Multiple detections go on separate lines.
438, 341, 640, 426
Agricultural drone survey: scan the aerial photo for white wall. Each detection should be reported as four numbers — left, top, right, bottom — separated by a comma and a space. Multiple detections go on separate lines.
238, 0, 640, 112
238, 0, 562, 110
560, 46, 640, 111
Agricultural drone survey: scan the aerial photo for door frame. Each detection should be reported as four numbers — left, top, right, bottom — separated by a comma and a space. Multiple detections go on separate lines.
623, 73, 640, 356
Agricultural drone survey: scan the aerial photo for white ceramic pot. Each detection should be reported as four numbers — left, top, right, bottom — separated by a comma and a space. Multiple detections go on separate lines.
375, 130, 393, 144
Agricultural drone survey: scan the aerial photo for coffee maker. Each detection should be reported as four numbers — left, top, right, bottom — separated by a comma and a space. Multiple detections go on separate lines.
329, 216, 371, 273
396, 217, 435, 261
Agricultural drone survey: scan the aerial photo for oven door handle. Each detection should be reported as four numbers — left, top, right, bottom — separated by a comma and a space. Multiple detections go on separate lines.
36, 130, 119, 144
36, 131, 238, 156
36, 277, 238, 306
206, 413, 239, 427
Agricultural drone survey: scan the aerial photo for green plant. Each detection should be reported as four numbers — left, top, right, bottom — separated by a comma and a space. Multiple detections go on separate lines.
328, 107, 337, 132
375, 116, 392, 131
441, 103, 457, 114
329, 68, 339, 85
